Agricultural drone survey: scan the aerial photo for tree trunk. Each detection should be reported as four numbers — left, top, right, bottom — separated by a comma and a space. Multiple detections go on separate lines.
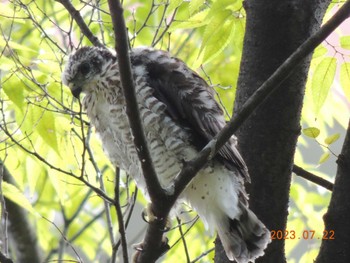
215, 0, 331, 262
315, 120, 350, 263
0, 161, 43, 263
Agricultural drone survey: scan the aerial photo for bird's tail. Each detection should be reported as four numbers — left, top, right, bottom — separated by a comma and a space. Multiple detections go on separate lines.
216, 201, 271, 263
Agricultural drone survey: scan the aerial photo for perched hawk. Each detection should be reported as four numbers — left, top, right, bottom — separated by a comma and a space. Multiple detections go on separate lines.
62, 46, 270, 262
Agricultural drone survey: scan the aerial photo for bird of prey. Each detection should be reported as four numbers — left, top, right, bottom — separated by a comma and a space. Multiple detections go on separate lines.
62, 46, 270, 262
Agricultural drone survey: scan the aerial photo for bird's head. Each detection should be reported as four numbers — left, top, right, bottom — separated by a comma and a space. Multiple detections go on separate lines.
62, 46, 116, 98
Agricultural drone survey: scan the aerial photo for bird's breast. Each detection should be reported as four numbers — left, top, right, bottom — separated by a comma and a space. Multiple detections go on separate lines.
85, 89, 198, 189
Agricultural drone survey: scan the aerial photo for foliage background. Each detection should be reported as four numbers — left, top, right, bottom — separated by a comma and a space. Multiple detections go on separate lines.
0, 0, 349, 262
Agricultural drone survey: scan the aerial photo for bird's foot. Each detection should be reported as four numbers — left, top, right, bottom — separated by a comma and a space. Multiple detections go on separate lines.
132, 236, 170, 262
141, 204, 171, 232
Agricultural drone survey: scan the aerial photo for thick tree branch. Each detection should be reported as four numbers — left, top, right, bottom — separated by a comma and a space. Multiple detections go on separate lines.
292, 164, 334, 191
106, 0, 165, 204
0, 160, 43, 263
55, 0, 104, 48
106, 2, 169, 261
315, 119, 350, 263
0, 251, 13, 263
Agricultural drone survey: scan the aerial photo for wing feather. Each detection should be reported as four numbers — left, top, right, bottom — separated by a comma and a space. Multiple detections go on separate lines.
131, 48, 249, 181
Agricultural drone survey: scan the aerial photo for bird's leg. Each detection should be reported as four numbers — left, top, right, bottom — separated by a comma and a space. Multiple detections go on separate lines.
141, 204, 171, 232
133, 204, 171, 262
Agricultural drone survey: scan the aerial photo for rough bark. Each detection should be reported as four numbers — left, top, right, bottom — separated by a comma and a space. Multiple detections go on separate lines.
0, 161, 43, 263
215, 0, 331, 262
315, 120, 350, 263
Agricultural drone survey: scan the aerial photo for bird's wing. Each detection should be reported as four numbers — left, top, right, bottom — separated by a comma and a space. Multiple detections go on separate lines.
131, 48, 249, 181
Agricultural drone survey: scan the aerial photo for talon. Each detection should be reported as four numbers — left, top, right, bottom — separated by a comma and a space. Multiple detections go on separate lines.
132, 242, 144, 252
141, 204, 172, 232
159, 236, 170, 256
141, 204, 158, 223
161, 217, 172, 232
132, 238, 170, 262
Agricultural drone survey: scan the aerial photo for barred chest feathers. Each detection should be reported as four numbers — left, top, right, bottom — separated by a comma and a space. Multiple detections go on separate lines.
83, 62, 198, 190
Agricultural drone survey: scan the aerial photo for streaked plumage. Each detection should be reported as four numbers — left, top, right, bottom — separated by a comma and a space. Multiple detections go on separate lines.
62, 46, 270, 262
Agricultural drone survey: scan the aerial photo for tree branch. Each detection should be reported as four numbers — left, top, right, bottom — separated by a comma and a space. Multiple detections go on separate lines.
292, 164, 333, 191
106, 3, 170, 261
0, 251, 13, 263
55, 0, 104, 48
315, 119, 350, 263
0, 160, 43, 263
106, 0, 166, 204
113, 168, 128, 263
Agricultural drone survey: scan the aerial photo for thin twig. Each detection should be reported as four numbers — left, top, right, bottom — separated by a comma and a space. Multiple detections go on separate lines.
1, 124, 115, 204
176, 217, 191, 262
40, 216, 83, 263
83, 122, 116, 246
152, 4, 178, 47
113, 167, 129, 263
190, 248, 215, 263
292, 164, 333, 191
69, 210, 105, 243
113, 186, 138, 255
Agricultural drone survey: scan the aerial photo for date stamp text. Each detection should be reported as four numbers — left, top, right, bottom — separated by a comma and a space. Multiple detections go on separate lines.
271, 230, 335, 240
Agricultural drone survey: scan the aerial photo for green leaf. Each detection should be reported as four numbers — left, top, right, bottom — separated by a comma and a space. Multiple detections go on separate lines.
313, 45, 328, 59
38, 110, 60, 154
0, 38, 37, 53
305, 192, 329, 206
28, 105, 60, 155
2, 182, 35, 214
189, 0, 205, 15
311, 57, 337, 115
302, 127, 320, 138
167, 0, 183, 14
0, 56, 15, 71
2, 76, 25, 110
169, 9, 209, 31
340, 62, 350, 101
318, 152, 330, 164
207, 0, 240, 17
324, 133, 340, 145
199, 10, 236, 64
340, 36, 350, 50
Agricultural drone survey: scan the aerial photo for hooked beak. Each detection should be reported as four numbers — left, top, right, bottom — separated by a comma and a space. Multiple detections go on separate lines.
71, 85, 82, 99
68, 83, 82, 99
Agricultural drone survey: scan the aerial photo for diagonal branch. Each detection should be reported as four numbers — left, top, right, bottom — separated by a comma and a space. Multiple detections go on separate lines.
55, 0, 104, 48
292, 164, 333, 191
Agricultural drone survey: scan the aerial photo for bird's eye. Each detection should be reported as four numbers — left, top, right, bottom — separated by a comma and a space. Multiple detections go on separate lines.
79, 62, 91, 75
